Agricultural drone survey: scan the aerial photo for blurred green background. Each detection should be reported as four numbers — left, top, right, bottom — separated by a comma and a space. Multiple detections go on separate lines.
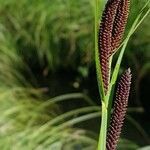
0, 0, 149, 149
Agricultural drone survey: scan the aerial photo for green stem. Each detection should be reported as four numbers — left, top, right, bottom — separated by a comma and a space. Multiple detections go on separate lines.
97, 101, 108, 150
95, 1, 108, 149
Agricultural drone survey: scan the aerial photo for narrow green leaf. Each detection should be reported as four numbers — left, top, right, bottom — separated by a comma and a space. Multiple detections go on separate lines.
95, 0, 105, 101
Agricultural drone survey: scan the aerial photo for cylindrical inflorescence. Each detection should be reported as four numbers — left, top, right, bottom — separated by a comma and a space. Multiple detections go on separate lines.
106, 68, 132, 150
98, 0, 130, 94
111, 0, 130, 56
98, 0, 120, 94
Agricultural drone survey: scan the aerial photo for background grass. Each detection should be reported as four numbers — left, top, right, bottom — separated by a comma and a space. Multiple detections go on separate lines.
0, 0, 149, 149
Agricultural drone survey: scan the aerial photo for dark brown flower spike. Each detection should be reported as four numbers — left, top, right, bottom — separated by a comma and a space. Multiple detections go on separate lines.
98, 0, 130, 93
99, 0, 120, 93
106, 68, 132, 150
111, 0, 130, 56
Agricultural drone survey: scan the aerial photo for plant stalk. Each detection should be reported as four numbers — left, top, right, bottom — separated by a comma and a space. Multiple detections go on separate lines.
97, 101, 108, 150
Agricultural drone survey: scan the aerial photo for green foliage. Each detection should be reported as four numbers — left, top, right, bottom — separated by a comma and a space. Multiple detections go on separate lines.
0, 0, 94, 71
0, 0, 149, 149
0, 88, 100, 150
117, 139, 139, 150
138, 146, 150, 150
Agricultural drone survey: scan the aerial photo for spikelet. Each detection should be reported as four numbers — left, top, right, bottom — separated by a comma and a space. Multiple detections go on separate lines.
106, 68, 132, 150
99, 0, 120, 93
98, 0, 130, 93
111, 0, 130, 56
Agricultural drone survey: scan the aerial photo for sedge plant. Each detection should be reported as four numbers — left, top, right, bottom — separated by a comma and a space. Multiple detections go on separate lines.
95, 0, 150, 149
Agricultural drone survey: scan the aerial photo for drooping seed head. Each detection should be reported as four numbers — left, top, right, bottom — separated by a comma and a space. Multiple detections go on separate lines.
106, 68, 132, 150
